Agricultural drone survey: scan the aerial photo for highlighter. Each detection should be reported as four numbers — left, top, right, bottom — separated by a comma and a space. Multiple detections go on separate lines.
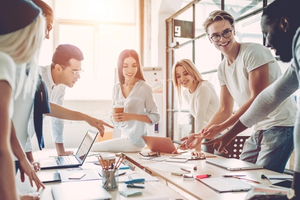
196, 174, 211, 179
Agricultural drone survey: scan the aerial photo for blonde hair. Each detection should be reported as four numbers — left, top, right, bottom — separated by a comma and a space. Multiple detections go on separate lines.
0, 14, 45, 98
172, 59, 204, 107
203, 10, 235, 33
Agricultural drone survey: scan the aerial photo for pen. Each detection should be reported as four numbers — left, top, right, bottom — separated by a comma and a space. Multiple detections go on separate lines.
222, 175, 246, 177
232, 175, 261, 184
172, 147, 179, 154
115, 172, 126, 177
180, 168, 191, 173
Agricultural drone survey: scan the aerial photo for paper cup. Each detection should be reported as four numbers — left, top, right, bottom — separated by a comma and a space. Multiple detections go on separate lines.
114, 106, 124, 113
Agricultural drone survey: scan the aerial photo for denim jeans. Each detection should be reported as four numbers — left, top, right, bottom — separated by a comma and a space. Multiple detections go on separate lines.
240, 126, 294, 173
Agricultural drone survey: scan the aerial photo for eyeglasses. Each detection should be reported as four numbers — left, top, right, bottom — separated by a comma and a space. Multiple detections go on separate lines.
60, 64, 84, 77
210, 27, 234, 42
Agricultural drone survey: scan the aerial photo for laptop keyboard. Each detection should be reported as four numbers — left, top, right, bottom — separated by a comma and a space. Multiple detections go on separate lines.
56, 156, 79, 165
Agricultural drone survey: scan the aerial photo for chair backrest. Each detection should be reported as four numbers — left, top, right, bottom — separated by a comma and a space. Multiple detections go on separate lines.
223, 136, 249, 159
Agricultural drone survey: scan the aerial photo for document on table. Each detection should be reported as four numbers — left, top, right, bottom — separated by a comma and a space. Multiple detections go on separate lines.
265, 174, 293, 184
197, 177, 251, 193
58, 169, 100, 182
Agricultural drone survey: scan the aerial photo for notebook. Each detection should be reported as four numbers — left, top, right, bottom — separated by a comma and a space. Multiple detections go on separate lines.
206, 158, 264, 171
197, 177, 251, 193
142, 135, 177, 154
51, 181, 112, 200
40, 129, 98, 169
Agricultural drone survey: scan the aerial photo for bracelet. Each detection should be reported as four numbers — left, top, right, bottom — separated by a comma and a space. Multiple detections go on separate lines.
287, 188, 296, 199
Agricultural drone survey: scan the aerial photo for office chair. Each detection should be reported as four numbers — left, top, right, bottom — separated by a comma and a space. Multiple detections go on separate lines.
222, 136, 249, 159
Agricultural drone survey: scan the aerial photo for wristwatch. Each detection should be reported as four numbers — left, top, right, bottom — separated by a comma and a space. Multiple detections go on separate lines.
287, 188, 296, 199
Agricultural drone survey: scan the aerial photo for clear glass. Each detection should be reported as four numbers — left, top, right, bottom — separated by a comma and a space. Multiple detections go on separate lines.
58, 24, 96, 100
102, 169, 118, 190
224, 0, 263, 19
195, 37, 221, 74
55, 0, 139, 100
55, 0, 136, 23
97, 24, 138, 99
195, 0, 221, 36
235, 14, 263, 44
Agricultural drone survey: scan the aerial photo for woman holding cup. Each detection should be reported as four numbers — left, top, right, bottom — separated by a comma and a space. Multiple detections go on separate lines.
92, 49, 160, 152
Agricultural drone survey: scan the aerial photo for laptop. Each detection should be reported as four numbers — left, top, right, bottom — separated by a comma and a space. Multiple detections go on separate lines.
206, 158, 264, 171
51, 181, 111, 200
142, 135, 177, 154
40, 129, 98, 170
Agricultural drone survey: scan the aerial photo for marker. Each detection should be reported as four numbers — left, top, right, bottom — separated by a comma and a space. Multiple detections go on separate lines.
196, 174, 211, 179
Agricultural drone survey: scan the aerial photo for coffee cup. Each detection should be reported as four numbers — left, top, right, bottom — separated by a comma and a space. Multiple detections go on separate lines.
114, 106, 124, 113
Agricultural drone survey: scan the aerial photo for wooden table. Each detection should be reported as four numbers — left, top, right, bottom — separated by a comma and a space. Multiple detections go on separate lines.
16, 149, 188, 200
123, 151, 283, 200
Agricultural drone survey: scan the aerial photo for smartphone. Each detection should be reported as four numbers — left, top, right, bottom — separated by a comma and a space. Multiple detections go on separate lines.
68, 171, 86, 179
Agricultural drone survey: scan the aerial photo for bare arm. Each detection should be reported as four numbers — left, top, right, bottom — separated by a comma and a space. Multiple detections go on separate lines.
10, 121, 44, 189
0, 81, 18, 200
46, 103, 113, 136
179, 85, 234, 150
201, 64, 269, 139
113, 113, 152, 123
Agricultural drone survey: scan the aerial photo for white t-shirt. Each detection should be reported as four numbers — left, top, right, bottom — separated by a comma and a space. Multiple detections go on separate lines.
0, 52, 16, 118
39, 65, 66, 143
183, 81, 219, 133
25, 65, 66, 151
218, 42, 297, 131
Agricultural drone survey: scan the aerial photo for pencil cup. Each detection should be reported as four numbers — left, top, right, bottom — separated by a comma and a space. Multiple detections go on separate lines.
102, 169, 118, 190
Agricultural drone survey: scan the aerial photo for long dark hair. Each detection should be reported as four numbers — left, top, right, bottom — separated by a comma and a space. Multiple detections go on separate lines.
117, 49, 146, 84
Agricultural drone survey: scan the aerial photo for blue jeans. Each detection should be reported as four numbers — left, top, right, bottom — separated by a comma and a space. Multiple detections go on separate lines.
240, 126, 294, 173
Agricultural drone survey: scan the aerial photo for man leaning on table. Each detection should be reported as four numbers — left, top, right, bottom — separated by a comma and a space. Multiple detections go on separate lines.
179, 9, 297, 174
23, 44, 113, 168
203, 0, 300, 199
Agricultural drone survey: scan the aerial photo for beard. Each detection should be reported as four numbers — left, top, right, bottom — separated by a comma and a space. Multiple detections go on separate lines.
275, 32, 294, 63
279, 50, 293, 62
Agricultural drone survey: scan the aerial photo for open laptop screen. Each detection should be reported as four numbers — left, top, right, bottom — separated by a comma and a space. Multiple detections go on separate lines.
76, 129, 98, 162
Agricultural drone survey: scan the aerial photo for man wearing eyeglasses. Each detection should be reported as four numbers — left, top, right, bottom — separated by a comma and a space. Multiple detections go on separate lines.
26, 44, 113, 159
180, 10, 296, 173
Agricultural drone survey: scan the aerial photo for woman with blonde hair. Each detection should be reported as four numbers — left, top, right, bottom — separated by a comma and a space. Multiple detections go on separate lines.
172, 59, 219, 156
0, 0, 46, 199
